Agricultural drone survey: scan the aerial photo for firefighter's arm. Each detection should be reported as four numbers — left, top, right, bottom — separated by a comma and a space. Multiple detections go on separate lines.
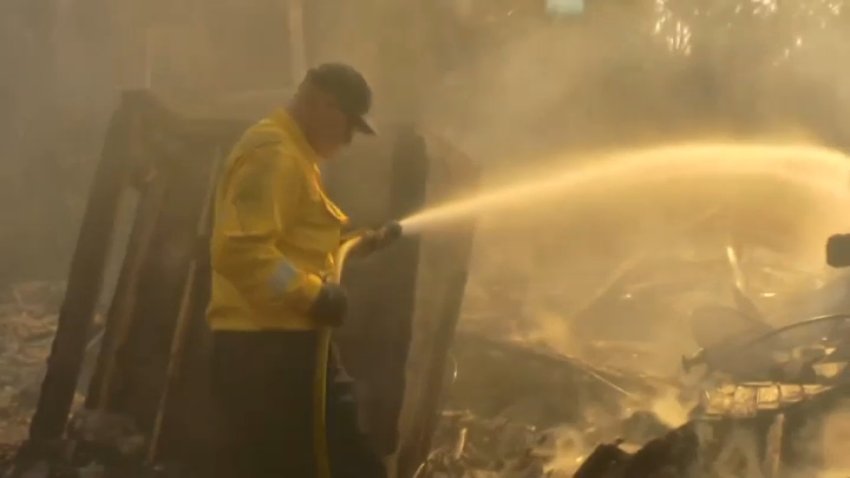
211, 145, 322, 315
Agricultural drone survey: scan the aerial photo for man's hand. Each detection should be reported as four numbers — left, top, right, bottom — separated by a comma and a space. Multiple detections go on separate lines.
309, 283, 348, 327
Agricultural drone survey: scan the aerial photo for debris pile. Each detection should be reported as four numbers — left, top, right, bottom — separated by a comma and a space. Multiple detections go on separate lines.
422, 215, 850, 478
426, 307, 850, 477
0, 282, 67, 447
417, 330, 678, 477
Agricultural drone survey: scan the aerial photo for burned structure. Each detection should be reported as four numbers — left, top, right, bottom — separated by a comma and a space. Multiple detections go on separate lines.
2, 89, 477, 477
6, 1, 850, 478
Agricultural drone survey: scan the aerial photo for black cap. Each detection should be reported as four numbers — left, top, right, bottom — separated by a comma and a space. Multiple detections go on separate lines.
306, 63, 375, 135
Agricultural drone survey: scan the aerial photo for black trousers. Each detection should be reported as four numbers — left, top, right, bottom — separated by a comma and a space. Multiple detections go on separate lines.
211, 331, 386, 478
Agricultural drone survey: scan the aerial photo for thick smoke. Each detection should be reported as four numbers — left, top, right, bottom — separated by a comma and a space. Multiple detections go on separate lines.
426, 3, 850, 475
430, 1, 850, 367
4, 1, 850, 474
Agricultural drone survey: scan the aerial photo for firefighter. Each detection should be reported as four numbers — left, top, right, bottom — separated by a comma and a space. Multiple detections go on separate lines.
207, 63, 386, 478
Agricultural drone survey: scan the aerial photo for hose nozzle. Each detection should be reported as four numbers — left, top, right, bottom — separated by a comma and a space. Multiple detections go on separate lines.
379, 221, 403, 243
348, 221, 403, 257
368, 221, 402, 251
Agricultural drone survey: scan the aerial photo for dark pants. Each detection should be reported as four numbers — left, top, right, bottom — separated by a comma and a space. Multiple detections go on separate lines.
211, 331, 386, 478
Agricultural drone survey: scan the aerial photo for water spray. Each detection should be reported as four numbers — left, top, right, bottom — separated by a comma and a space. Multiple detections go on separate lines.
399, 143, 850, 235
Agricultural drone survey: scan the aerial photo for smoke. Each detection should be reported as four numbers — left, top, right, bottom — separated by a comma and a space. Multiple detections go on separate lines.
649, 387, 692, 429
415, 2, 850, 395
441, 0, 850, 378
0, 0, 119, 284
459, 143, 850, 377
5, 1, 850, 274
422, 1, 850, 160
419, 5, 850, 476
542, 425, 593, 476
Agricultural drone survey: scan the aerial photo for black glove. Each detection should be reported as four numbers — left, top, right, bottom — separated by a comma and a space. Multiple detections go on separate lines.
309, 283, 348, 327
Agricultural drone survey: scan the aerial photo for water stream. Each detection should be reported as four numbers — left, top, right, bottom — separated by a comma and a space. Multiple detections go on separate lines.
400, 143, 850, 234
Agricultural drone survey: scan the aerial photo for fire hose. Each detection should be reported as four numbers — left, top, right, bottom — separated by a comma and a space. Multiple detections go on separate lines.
146, 221, 401, 475
314, 222, 402, 478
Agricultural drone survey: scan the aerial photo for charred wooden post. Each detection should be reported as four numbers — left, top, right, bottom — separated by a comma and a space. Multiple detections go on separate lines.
319, 124, 479, 474
331, 123, 430, 457
86, 153, 169, 411
14, 91, 244, 473
80, 96, 243, 467
146, 146, 222, 464
22, 91, 147, 460
367, 124, 429, 455
394, 139, 479, 478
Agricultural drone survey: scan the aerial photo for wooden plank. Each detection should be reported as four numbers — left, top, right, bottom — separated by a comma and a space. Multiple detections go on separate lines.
104, 139, 213, 432
23, 91, 144, 454
80, 96, 242, 469
85, 94, 244, 422
85, 168, 168, 410
394, 224, 477, 478
332, 124, 430, 457
393, 137, 480, 478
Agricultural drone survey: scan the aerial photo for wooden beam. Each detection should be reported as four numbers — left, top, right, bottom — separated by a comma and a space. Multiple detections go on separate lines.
85, 168, 168, 410
393, 136, 480, 478
23, 91, 145, 456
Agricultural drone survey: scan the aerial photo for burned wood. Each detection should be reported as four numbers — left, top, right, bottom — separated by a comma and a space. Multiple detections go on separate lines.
88, 96, 234, 430
12, 91, 245, 475
394, 138, 479, 478
86, 168, 168, 410
396, 258, 476, 478
451, 331, 654, 405
23, 91, 146, 457
98, 130, 238, 462
146, 148, 223, 465
331, 124, 430, 457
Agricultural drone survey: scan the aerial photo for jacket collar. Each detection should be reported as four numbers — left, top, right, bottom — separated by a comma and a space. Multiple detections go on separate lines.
271, 108, 322, 165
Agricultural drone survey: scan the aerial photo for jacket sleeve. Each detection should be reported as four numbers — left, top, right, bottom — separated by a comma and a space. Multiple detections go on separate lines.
210, 144, 323, 316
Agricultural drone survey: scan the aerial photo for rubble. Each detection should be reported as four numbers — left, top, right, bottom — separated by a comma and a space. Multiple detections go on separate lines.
0, 282, 67, 446
2, 228, 848, 477
571, 308, 850, 477
67, 410, 145, 460
420, 227, 850, 478
414, 331, 679, 477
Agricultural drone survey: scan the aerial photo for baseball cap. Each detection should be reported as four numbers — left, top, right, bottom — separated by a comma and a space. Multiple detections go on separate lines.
306, 63, 376, 135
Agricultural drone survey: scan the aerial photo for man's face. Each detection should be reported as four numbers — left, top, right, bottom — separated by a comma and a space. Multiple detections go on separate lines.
310, 91, 355, 158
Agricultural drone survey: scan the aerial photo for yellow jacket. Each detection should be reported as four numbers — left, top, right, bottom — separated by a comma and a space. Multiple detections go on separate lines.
207, 109, 349, 331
